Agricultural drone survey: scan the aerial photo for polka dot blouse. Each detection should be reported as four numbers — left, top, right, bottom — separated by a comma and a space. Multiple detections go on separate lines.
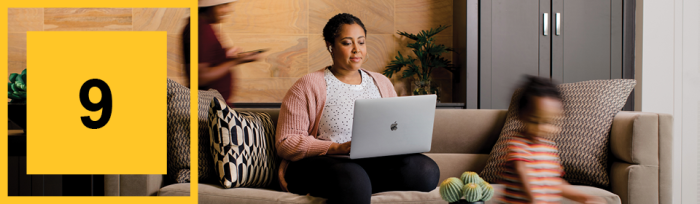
317, 67, 382, 144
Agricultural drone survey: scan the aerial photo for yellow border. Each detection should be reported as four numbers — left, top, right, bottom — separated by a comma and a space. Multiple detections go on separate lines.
1, 1, 198, 203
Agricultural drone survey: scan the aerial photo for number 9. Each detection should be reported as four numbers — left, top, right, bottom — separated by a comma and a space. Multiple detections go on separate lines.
80, 79, 112, 129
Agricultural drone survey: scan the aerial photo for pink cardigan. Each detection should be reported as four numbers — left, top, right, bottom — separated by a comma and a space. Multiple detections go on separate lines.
275, 68, 398, 191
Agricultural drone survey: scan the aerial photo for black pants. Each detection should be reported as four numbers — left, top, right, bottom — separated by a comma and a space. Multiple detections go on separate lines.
285, 154, 440, 204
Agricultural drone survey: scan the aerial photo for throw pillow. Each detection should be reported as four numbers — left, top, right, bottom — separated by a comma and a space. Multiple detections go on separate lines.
209, 97, 278, 188
167, 78, 224, 183
480, 79, 635, 188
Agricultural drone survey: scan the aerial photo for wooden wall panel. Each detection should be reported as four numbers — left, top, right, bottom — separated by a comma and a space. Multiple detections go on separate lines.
44, 8, 132, 31
167, 34, 187, 86
309, 0, 394, 35
226, 0, 454, 102
395, 0, 453, 36
9, 8, 43, 33
133, 8, 189, 34
226, 34, 309, 79
223, 0, 308, 34
308, 35, 332, 72
233, 78, 299, 102
8, 33, 26, 75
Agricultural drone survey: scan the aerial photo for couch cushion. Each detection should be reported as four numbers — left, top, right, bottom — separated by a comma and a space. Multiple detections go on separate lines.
159, 183, 619, 204
430, 109, 507, 154
424, 153, 490, 184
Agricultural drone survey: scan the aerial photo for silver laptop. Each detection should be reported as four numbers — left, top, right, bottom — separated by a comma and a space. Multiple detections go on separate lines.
348, 95, 437, 159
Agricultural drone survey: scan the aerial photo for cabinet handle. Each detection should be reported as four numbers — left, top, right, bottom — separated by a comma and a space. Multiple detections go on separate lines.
555, 13, 561, 36
543, 13, 549, 36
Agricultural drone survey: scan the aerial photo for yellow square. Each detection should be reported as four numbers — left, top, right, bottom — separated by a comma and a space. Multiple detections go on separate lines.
26, 31, 166, 174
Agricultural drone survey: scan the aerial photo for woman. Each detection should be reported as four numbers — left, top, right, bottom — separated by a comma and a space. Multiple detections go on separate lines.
182, 0, 260, 101
276, 13, 440, 204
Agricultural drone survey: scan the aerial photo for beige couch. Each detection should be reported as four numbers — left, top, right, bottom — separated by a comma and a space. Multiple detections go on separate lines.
105, 109, 672, 204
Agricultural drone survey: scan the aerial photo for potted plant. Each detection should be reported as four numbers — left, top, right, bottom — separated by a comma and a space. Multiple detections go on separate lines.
8, 69, 27, 131
383, 25, 454, 101
439, 171, 495, 204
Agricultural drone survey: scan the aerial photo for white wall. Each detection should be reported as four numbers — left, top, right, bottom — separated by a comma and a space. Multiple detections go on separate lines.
636, 0, 700, 203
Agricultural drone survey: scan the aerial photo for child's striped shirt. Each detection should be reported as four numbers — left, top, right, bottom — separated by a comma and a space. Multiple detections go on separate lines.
499, 134, 563, 204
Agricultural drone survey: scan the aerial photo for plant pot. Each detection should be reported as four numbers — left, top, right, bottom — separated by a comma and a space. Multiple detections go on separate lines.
8, 103, 26, 132
412, 80, 441, 102
449, 200, 485, 204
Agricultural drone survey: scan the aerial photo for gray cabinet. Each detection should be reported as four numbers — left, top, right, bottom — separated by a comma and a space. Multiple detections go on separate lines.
552, 0, 622, 83
478, 0, 623, 109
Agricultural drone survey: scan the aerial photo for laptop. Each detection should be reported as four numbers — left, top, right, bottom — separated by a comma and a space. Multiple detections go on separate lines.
346, 95, 437, 159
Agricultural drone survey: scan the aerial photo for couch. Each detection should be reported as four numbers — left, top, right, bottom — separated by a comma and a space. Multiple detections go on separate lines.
105, 108, 672, 204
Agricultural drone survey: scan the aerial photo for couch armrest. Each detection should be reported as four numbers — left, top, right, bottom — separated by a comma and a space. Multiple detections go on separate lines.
104, 175, 165, 196
609, 112, 673, 204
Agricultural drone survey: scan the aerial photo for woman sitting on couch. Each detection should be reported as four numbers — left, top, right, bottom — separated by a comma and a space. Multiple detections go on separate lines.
275, 13, 440, 204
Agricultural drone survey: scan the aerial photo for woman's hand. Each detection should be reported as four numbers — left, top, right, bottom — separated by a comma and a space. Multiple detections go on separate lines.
226, 47, 262, 64
327, 141, 351, 155
226, 47, 242, 57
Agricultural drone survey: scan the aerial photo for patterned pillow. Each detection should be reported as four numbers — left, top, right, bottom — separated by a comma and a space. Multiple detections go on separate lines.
481, 79, 635, 188
209, 97, 278, 188
167, 78, 224, 183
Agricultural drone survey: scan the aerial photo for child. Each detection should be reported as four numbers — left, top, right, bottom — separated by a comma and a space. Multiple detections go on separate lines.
501, 76, 604, 204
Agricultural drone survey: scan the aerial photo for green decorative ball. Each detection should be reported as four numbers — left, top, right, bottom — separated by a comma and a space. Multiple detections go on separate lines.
439, 177, 464, 203
477, 180, 487, 190
460, 171, 484, 185
481, 182, 495, 201
462, 183, 483, 202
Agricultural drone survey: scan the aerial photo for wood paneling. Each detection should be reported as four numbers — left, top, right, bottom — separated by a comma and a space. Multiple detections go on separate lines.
227, 0, 454, 102
308, 35, 332, 72
309, 0, 394, 35
8, 33, 26, 75
168, 35, 187, 86
232, 78, 299, 102
9, 8, 43, 33
133, 8, 189, 34
44, 8, 132, 31
222, 0, 308, 34
395, 0, 453, 36
226, 34, 309, 78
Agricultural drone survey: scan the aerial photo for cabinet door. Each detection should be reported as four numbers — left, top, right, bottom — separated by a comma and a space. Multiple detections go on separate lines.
552, 0, 622, 83
480, 0, 550, 109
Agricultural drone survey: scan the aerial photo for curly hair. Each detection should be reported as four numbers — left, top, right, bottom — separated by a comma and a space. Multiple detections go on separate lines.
322, 13, 367, 44
517, 75, 563, 116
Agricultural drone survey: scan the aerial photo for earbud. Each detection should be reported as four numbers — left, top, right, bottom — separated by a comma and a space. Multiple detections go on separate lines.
328, 46, 332, 53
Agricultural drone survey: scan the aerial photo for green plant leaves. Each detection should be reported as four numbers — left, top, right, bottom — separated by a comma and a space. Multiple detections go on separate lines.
383, 25, 454, 84
8, 68, 27, 103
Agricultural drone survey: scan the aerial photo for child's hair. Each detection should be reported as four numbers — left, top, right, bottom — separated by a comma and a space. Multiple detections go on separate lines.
517, 75, 562, 117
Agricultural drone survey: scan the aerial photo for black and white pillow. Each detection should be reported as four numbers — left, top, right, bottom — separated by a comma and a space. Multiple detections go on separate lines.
208, 97, 278, 188
167, 78, 223, 183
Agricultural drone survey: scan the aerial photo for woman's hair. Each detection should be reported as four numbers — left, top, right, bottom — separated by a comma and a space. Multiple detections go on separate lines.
517, 75, 562, 116
322, 13, 367, 44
